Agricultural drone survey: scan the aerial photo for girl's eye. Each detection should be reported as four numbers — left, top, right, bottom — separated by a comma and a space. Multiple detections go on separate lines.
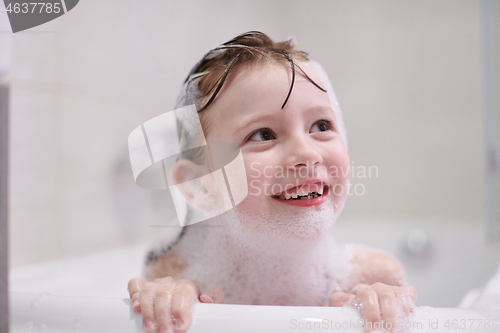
248, 128, 276, 142
310, 120, 333, 133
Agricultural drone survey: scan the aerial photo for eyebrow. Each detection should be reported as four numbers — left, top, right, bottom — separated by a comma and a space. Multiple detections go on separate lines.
232, 105, 335, 137
314, 106, 339, 130
232, 113, 277, 137
310, 105, 335, 117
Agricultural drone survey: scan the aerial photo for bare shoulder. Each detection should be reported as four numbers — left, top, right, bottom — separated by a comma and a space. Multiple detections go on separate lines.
344, 244, 406, 289
143, 245, 187, 281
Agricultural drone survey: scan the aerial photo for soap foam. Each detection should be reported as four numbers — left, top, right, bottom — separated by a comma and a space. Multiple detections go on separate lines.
225, 199, 343, 247
175, 199, 349, 306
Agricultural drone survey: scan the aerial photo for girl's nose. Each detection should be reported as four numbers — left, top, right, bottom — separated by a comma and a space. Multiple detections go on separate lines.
284, 136, 323, 173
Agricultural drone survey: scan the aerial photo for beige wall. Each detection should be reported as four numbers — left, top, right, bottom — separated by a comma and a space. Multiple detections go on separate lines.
9, 0, 485, 268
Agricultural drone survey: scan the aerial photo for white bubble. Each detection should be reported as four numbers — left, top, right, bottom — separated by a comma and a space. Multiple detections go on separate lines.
168, 200, 350, 306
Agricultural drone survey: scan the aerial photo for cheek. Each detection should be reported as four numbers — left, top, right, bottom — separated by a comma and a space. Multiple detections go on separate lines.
325, 147, 351, 193
242, 156, 274, 201
337, 150, 351, 180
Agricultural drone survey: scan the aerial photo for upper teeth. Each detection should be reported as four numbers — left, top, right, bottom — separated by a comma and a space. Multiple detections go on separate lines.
297, 188, 309, 196
275, 185, 326, 200
278, 187, 326, 200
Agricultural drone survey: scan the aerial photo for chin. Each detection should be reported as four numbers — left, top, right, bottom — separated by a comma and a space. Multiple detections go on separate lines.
281, 224, 334, 242
229, 200, 341, 244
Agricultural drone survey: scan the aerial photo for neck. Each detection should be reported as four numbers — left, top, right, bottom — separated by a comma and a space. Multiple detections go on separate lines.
173, 217, 348, 306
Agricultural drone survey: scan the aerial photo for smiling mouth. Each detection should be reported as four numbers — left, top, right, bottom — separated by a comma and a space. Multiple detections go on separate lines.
272, 185, 328, 201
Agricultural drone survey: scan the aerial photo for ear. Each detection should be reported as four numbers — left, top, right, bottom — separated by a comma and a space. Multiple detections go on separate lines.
171, 159, 212, 211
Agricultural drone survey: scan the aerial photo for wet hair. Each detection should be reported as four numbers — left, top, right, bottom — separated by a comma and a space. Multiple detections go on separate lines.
148, 32, 339, 258
175, 31, 327, 165
186, 31, 326, 113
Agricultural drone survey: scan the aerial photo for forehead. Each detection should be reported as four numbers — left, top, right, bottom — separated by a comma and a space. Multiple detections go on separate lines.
203, 61, 333, 134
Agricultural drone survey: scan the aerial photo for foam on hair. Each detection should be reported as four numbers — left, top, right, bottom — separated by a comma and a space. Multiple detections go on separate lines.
306, 60, 348, 148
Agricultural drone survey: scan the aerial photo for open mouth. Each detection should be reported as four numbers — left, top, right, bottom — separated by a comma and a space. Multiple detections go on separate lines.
272, 184, 328, 201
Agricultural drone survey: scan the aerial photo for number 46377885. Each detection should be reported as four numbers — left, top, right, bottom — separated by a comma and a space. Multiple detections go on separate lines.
6, 2, 61, 14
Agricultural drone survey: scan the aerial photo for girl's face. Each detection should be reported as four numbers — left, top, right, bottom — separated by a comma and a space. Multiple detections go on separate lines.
204, 62, 350, 240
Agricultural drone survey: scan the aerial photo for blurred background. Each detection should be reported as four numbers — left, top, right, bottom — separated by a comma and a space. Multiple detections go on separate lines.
3, 0, 500, 307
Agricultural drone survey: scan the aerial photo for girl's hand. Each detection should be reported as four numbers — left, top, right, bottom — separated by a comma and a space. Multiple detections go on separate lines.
329, 283, 417, 332
128, 277, 225, 333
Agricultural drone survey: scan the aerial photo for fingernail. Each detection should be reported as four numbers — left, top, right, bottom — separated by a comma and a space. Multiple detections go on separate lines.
174, 318, 185, 331
200, 294, 214, 303
133, 300, 140, 310
145, 321, 154, 329
342, 294, 353, 302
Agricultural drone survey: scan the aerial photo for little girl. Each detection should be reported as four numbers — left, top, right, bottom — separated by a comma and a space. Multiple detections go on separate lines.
128, 31, 417, 333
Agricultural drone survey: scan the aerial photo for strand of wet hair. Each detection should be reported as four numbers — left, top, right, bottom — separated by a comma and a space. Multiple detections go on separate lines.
197, 45, 262, 97
222, 31, 269, 46
184, 44, 258, 84
196, 46, 294, 112
197, 52, 243, 113
192, 44, 327, 112
294, 61, 327, 92
271, 48, 296, 109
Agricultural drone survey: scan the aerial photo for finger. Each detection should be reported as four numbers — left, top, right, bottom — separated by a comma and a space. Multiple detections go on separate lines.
405, 285, 417, 303
153, 277, 178, 333
404, 285, 417, 313
373, 283, 397, 330
170, 279, 201, 333
139, 281, 160, 332
128, 278, 144, 312
351, 284, 381, 331
395, 288, 411, 317
328, 292, 355, 307
200, 288, 225, 304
